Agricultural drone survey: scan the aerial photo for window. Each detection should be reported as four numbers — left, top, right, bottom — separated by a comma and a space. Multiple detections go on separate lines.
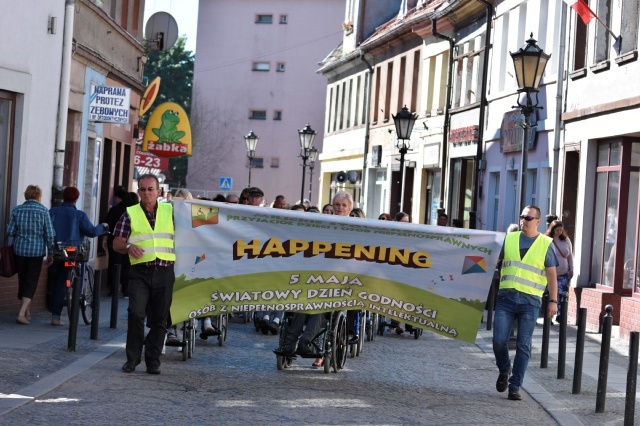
271, 157, 280, 168
256, 14, 273, 24
279, 15, 288, 24
384, 62, 393, 122
250, 157, 264, 168
593, 0, 611, 64
0, 90, 16, 243
250, 110, 267, 120
619, 0, 639, 57
252, 62, 270, 72
273, 110, 282, 120
276, 62, 286, 72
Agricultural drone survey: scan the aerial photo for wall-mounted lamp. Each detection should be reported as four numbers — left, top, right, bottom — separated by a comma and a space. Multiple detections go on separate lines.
48, 16, 57, 34
137, 56, 148, 72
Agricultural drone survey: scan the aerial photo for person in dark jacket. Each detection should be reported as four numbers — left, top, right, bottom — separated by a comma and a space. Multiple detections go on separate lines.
49, 186, 108, 326
102, 187, 131, 297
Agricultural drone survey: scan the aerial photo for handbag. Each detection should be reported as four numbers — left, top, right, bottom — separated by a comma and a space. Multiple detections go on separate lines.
0, 245, 17, 278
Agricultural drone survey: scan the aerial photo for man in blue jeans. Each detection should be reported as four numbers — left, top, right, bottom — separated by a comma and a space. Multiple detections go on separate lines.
493, 205, 558, 401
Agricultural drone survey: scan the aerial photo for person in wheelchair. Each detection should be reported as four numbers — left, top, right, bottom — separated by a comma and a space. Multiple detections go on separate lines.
282, 312, 328, 355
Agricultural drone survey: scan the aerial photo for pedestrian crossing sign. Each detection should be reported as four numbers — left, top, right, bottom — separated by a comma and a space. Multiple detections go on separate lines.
219, 177, 232, 191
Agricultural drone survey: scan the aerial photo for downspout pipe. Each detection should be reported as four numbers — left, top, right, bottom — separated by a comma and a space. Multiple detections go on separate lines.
432, 17, 454, 219
550, 1, 568, 216
360, 52, 374, 212
469, 0, 493, 229
53, 0, 75, 205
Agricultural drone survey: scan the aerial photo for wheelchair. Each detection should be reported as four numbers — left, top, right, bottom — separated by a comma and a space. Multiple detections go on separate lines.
273, 311, 349, 374
165, 318, 197, 361
348, 310, 366, 358
377, 316, 423, 340
199, 313, 229, 347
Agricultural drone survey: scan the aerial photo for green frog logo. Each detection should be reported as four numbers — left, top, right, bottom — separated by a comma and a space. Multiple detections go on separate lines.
152, 110, 186, 143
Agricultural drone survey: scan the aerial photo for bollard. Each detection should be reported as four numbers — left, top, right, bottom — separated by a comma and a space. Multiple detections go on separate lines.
67, 263, 83, 351
541, 295, 550, 368
596, 304, 614, 413
624, 331, 639, 426
557, 298, 568, 379
110, 263, 121, 329
90, 268, 101, 340
572, 307, 587, 394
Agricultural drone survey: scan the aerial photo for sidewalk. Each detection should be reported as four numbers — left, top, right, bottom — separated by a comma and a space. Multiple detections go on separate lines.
0, 301, 639, 424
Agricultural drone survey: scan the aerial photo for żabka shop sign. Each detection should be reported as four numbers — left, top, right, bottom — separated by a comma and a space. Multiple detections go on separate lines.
89, 85, 131, 124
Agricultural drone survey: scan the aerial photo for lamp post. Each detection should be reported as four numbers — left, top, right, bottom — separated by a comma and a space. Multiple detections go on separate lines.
392, 106, 417, 214
308, 148, 319, 202
510, 34, 550, 212
298, 123, 317, 203
244, 130, 259, 187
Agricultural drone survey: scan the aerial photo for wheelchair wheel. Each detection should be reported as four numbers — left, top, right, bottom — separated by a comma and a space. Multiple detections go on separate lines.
277, 355, 292, 370
218, 314, 228, 346
366, 312, 376, 342
330, 311, 348, 373
356, 315, 365, 356
188, 318, 196, 359
414, 328, 423, 340
181, 322, 189, 361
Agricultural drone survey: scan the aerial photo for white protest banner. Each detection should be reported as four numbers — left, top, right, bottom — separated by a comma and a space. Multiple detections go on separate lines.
88, 85, 130, 123
170, 200, 503, 343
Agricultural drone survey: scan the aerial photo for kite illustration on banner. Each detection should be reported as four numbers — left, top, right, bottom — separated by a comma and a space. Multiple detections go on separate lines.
195, 254, 206, 265
461, 256, 487, 274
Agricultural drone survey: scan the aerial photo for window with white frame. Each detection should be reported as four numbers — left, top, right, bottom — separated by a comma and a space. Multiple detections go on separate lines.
279, 14, 288, 24
252, 62, 270, 72
276, 62, 285, 72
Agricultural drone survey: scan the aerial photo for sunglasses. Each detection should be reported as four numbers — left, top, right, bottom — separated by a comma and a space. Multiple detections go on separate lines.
138, 187, 157, 192
378, 217, 387, 220
519, 215, 539, 221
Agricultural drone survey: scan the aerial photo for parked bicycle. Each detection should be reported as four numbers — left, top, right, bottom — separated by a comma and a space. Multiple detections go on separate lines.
53, 239, 94, 325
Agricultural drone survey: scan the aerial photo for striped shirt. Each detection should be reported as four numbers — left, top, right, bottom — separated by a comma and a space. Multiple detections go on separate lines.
113, 202, 174, 268
6, 200, 56, 257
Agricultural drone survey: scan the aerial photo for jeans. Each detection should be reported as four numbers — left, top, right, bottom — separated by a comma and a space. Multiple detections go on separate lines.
492, 290, 541, 390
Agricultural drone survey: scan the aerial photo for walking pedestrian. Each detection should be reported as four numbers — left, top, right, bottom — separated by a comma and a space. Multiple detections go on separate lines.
49, 186, 109, 326
493, 205, 558, 401
114, 174, 175, 375
545, 220, 573, 323
6, 185, 56, 325
102, 187, 131, 298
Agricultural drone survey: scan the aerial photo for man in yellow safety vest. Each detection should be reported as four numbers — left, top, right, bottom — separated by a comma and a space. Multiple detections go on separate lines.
113, 174, 175, 375
493, 205, 558, 401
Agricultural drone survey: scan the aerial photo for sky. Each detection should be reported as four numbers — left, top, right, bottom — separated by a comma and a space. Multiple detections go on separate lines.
143, 0, 199, 53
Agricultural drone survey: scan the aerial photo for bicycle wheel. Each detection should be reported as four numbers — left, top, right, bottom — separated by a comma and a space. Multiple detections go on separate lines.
80, 264, 94, 325
66, 268, 76, 322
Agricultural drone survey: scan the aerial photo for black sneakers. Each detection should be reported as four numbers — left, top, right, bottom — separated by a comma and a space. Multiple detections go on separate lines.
496, 372, 509, 392
508, 388, 522, 400
122, 359, 141, 373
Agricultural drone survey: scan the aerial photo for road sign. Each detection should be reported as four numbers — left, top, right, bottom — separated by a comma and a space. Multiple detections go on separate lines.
219, 177, 233, 191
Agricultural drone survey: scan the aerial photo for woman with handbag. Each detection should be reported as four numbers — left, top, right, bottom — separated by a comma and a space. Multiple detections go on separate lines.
6, 185, 56, 325
546, 220, 574, 324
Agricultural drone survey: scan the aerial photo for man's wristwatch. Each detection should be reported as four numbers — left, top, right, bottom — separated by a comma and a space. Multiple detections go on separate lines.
126, 243, 132, 251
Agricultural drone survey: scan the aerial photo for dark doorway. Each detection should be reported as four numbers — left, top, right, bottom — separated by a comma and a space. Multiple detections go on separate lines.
562, 150, 580, 244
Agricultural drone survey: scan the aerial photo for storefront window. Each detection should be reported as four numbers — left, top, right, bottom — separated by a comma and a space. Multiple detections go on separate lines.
602, 172, 619, 287
0, 92, 15, 244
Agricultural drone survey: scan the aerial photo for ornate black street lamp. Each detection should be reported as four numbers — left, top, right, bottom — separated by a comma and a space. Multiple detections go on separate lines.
510, 34, 550, 211
392, 106, 417, 214
244, 130, 259, 187
298, 123, 317, 203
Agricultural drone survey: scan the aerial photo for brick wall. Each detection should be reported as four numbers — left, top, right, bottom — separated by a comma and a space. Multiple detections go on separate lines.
620, 297, 640, 340
568, 287, 621, 333
0, 269, 49, 316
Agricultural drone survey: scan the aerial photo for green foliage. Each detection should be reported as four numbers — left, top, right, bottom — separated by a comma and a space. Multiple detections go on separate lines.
140, 37, 194, 186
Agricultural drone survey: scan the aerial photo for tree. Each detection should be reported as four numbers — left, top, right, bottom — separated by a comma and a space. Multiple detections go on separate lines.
141, 37, 194, 186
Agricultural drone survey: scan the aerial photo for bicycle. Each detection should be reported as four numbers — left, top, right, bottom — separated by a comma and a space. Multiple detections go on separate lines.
53, 239, 94, 325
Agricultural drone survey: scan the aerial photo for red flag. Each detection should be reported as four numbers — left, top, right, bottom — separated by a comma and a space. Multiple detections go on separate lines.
564, 0, 597, 25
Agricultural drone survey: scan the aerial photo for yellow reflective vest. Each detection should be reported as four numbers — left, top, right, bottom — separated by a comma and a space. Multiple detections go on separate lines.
127, 202, 175, 265
500, 231, 552, 297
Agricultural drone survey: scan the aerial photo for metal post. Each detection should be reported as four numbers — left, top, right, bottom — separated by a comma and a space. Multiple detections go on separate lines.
540, 295, 550, 368
247, 154, 253, 188
110, 263, 121, 329
67, 263, 83, 351
308, 165, 314, 202
596, 305, 614, 413
624, 331, 639, 426
519, 94, 532, 211
397, 147, 406, 214
572, 307, 587, 394
90, 268, 101, 340
557, 298, 568, 378
300, 155, 307, 204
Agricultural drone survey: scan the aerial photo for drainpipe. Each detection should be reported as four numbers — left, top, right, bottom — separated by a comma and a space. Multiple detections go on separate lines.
550, 2, 568, 216
432, 17, 454, 218
469, 0, 493, 229
53, 0, 75, 205
360, 52, 374, 212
